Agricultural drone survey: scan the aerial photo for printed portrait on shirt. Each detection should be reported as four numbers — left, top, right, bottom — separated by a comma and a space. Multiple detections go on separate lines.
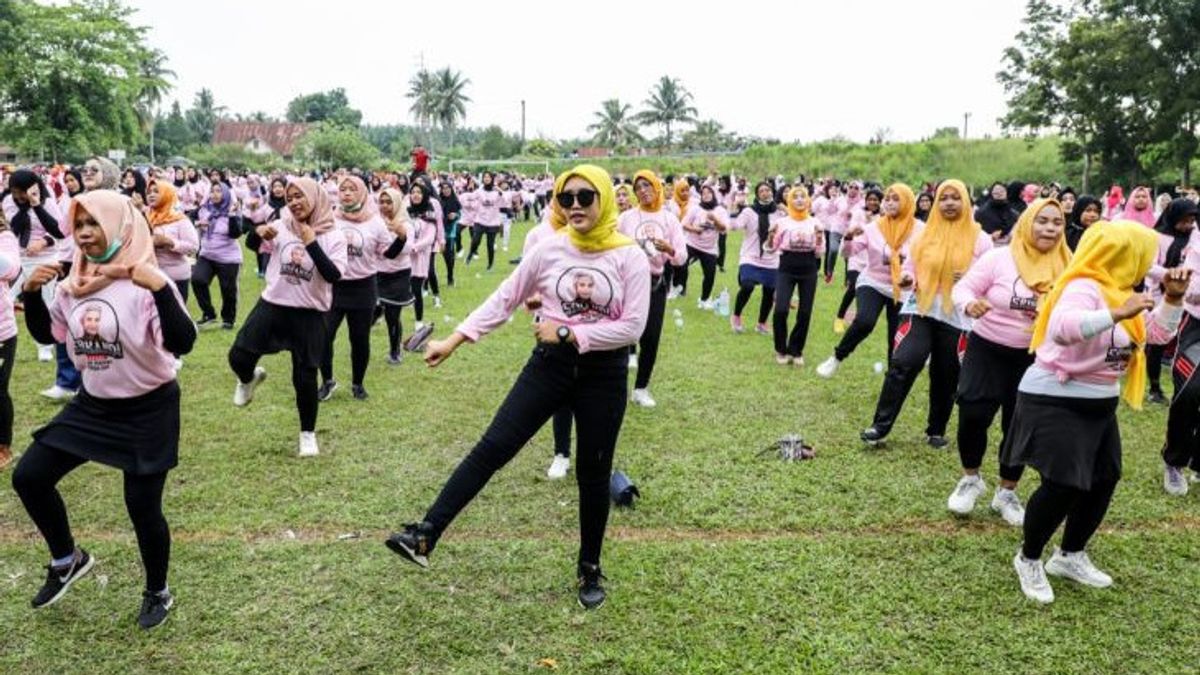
787, 228, 817, 251
344, 227, 365, 259
278, 241, 315, 285
67, 299, 123, 370
556, 266, 615, 322
1009, 279, 1040, 321
634, 218, 666, 258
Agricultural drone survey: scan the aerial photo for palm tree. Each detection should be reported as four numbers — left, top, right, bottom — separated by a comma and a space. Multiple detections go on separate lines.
682, 119, 725, 152
186, 88, 226, 145
136, 49, 174, 163
636, 76, 698, 149
588, 99, 643, 148
433, 67, 471, 150
406, 69, 438, 147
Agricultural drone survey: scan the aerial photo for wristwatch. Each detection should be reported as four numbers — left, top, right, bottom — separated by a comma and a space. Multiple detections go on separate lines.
556, 325, 571, 343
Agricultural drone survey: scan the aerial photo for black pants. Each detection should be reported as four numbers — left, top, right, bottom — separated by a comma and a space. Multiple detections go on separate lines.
423, 344, 628, 566
192, 257, 240, 324
0, 336, 16, 446
468, 227, 498, 270
1164, 315, 1200, 470
256, 252, 270, 276
442, 225, 458, 286
674, 246, 718, 301
230, 346, 319, 432
822, 231, 843, 280
426, 252, 440, 296
13, 441, 170, 591
956, 335, 1031, 483
321, 307, 373, 387
553, 406, 572, 457
635, 278, 668, 390
734, 282, 775, 325
383, 304, 405, 357
837, 271, 860, 319
411, 277, 426, 322
171, 277, 190, 305
834, 286, 900, 362
1021, 477, 1118, 559
717, 233, 727, 271
1146, 341, 1172, 393
773, 270, 818, 357
871, 315, 964, 437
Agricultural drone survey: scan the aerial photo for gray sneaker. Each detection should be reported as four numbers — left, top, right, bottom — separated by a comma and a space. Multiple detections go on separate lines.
1164, 465, 1189, 496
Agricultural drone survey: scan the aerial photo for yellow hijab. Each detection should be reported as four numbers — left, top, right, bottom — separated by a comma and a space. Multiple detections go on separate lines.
912, 179, 982, 313
549, 164, 634, 253
1010, 197, 1071, 297
1030, 220, 1158, 409
878, 183, 917, 300
672, 179, 691, 217
785, 186, 810, 221
633, 170, 664, 213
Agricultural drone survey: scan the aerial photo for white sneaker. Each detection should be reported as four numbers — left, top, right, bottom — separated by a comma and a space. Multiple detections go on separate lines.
666, 286, 682, 300
792, 356, 805, 367
947, 475, 987, 515
456, 251, 464, 259
1164, 464, 1189, 496
1013, 551, 1055, 604
172, 357, 184, 371
422, 289, 429, 298
433, 296, 443, 309
631, 388, 657, 408
415, 321, 425, 332
815, 356, 841, 379
39, 385, 76, 401
628, 353, 639, 370
1045, 548, 1113, 588
775, 353, 791, 366
990, 487, 1026, 526
233, 367, 267, 407
699, 299, 716, 311
298, 432, 319, 457
37, 344, 54, 362
547, 454, 570, 480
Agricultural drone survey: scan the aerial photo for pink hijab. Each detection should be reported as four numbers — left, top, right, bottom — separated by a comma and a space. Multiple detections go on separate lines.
284, 177, 336, 234
65, 190, 158, 298
1121, 186, 1156, 227
336, 175, 378, 224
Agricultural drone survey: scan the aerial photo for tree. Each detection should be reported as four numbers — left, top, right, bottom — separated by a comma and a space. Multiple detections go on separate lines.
185, 88, 225, 144
135, 49, 174, 163
285, 88, 362, 127
681, 119, 727, 152
407, 69, 438, 146
477, 125, 520, 160
152, 100, 194, 159
295, 122, 380, 169
432, 67, 471, 149
931, 127, 961, 140
588, 99, 642, 147
636, 76, 698, 149
523, 139, 558, 157
0, 0, 166, 161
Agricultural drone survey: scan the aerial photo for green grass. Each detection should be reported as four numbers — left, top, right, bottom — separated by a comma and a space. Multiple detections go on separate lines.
1, 223, 1197, 673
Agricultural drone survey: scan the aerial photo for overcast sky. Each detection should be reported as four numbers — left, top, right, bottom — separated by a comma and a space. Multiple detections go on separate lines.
127, 0, 1029, 144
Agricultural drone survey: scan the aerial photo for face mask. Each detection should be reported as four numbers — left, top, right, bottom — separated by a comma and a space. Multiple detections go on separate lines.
85, 237, 122, 263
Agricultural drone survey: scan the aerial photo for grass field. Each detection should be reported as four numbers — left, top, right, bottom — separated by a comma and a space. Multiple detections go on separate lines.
1, 222, 1197, 674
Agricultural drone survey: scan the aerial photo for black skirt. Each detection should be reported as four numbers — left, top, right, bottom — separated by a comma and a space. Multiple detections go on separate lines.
957, 333, 1035, 403
378, 269, 414, 306
1000, 392, 1121, 491
332, 276, 378, 311
33, 381, 180, 475
234, 299, 328, 369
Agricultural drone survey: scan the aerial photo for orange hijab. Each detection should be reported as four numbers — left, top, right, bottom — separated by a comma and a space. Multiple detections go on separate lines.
878, 183, 917, 300
147, 180, 186, 228
633, 170, 664, 213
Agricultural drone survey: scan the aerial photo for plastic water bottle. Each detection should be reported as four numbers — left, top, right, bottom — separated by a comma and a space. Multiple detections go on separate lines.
715, 288, 730, 316
674, 317, 685, 330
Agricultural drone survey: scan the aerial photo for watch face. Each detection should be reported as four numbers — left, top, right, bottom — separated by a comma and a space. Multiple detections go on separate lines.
557, 326, 570, 340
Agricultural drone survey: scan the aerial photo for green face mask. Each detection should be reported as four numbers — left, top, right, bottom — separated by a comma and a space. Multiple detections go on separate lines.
84, 237, 122, 263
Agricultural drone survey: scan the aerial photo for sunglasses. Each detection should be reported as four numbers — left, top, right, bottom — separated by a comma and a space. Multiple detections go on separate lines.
555, 189, 597, 209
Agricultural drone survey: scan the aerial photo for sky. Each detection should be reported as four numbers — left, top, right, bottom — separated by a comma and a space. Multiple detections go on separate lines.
126, 0, 1029, 144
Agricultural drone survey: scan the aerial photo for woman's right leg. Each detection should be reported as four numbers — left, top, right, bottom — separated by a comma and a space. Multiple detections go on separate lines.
384, 304, 404, 357
772, 272, 799, 355
833, 287, 886, 361
320, 308, 348, 385
634, 282, 668, 390
467, 227, 484, 264
292, 352, 319, 433
190, 257, 217, 321
12, 441, 89, 560
552, 406, 572, 458
485, 229, 498, 270
411, 278, 426, 322
870, 316, 934, 436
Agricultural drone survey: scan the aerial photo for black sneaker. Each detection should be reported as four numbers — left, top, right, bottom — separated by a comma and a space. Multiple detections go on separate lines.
860, 427, 886, 446
1147, 389, 1168, 405
577, 562, 607, 610
137, 589, 174, 630
196, 315, 218, 327
221, 322, 235, 331
385, 522, 436, 568
387, 352, 403, 366
926, 435, 950, 449
32, 548, 95, 609
351, 384, 369, 401
317, 380, 338, 402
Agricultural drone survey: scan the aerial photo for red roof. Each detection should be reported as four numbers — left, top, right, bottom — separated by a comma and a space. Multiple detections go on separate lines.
211, 121, 310, 156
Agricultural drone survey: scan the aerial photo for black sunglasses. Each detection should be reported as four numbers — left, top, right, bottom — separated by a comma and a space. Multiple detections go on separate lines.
555, 189, 598, 209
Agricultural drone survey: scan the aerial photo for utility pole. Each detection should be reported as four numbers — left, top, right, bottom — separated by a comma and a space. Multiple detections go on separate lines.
521, 100, 526, 145
963, 112, 972, 140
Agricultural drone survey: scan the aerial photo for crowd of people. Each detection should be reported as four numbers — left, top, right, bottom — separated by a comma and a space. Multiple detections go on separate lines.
0, 156, 1197, 626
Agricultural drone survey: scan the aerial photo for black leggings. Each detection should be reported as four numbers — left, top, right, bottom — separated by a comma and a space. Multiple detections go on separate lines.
230, 346, 319, 432
383, 304, 405, 357
553, 406, 572, 457
256, 251, 270, 276
321, 306, 374, 387
1022, 477, 1118, 559
957, 335, 1032, 482
12, 441, 170, 591
423, 345, 627, 566
837, 271, 860, 319
411, 277, 426, 322
734, 283, 775, 325
634, 278, 668, 390
871, 315, 964, 437
1146, 342, 1171, 393
0, 336, 16, 445
191, 257, 240, 324
773, 268, 818, 357
834, 286, 900, 362
717, 233, 727, 270
674, 246, 719, 301
1164, 315, 1200, 471
426, 252, 440, 296
442, 225, 458, 286
172, 277, 190, 305
468, 227, 499, 270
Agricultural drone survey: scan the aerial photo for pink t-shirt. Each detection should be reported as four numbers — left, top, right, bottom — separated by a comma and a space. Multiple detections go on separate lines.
153, 218, 200, 282
471, 189, 504, 228
522, 218, 554, 256
952, 247, 1041, 350
49, 273, 185, 398
681, 204, 729, 255
0, 231, 21, 341
337, 214, 393, 281
730, 208, 781, 270
259, 221, 348, 312
376, 222, 413, 274
456, 234, 651, 354
3, 194, 65, 264
617, 208, 688, 276
408, 211, 440, 278
843, 220, 926, 299
901, 231, 994, 329
771, 216, 826, 256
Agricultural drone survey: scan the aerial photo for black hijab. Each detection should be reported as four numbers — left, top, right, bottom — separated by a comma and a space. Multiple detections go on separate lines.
7, 169, 55, 246
750, 181, 776, 255
438, 182, 462, 218
976, 182, 1019, 236
121, 170, 147, 204
1067, 195, 1102, 251
267, 178, 288, 221
1154, 198, 1199, 269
